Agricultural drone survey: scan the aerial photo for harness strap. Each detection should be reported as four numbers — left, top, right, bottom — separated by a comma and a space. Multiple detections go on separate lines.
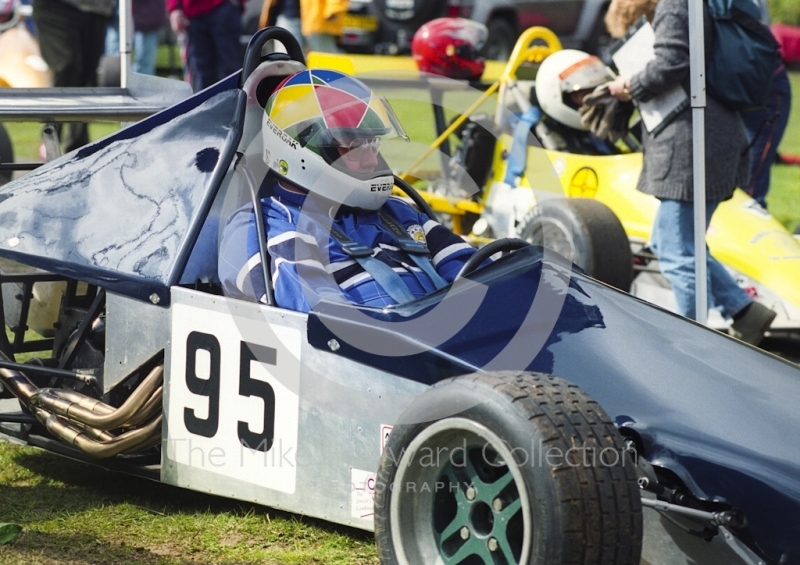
329, 225, 416, 304
378, 210, 448, 290
504, 106, 542, 186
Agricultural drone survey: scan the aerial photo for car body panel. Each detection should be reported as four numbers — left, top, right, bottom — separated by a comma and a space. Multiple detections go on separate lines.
307, 246, 800, 559
161, 286, 427, 529
374, 0, 608, 55
0, 82, 241, 304
471, 0, 585, 36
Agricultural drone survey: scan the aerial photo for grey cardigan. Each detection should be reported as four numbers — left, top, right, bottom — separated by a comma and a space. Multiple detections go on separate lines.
629, 0, 750, 202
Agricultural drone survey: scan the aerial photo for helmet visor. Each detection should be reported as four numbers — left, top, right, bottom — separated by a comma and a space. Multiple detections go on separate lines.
265, 69, 409, 184
314, 94, 409, 150
268, 70, 409, 150
447, 19, 488, 52
0, 0, 18, 27
558, 56, 613, 95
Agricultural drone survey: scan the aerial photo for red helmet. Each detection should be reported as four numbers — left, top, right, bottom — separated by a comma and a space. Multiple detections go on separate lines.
0, 0, 18, 28
412, 18, 487, 81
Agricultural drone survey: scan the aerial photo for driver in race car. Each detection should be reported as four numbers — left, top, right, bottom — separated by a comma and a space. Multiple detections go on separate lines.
533, 49, 633, 155
218, 69, 478, 312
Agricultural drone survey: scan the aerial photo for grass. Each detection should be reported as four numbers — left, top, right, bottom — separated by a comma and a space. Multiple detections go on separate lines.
0, 442, 378, 564
3, 122, 121, 163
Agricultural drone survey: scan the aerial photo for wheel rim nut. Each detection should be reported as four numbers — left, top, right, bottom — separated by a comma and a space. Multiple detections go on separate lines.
488, 538, 498, 552
492, 498, 503, 511
465, 486, 476, 500
460, 527, 470, 540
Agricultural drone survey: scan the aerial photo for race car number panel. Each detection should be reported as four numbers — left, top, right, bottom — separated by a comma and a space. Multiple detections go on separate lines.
168, 302, 301, 494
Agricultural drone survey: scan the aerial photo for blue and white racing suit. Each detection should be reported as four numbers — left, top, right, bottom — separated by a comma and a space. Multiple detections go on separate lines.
218, 183, 477, 312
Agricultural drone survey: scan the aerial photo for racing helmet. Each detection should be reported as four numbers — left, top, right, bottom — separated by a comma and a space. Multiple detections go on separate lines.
262, 69, 408, 211
411, 18, 487, 81
534, 49, 615, 130
0, 0, 19, 30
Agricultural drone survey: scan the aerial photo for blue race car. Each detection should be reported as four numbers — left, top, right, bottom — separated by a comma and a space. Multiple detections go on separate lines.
0, 28, 798, 565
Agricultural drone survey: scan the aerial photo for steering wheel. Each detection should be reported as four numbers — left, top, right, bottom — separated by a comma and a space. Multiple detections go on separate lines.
455, 238, 531, 280
393, 174, 441, 223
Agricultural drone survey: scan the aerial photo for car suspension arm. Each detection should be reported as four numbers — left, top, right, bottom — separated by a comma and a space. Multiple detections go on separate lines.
641, 497, 746, 529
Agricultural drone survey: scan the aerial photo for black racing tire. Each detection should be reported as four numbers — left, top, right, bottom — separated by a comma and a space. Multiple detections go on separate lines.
0, 123, 13, 186
517, 198, 634, 291
374, 371, 643, 565
794, 223, 800, 236
483, 18, 516, 62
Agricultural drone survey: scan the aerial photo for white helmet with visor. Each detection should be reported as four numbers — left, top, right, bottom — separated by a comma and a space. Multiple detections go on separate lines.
262, 69, 408, 211
535, 50, 616, 130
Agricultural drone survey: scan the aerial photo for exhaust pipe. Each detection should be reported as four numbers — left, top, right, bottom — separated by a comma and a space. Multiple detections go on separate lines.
30, 365, 163, 430
0, 350, 163, 459
37, 409, 163, 459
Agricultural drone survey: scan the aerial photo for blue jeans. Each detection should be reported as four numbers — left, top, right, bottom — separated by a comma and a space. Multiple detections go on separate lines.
651, 199, 751, 321
186, 0, 243, 91
741, 65, 792, 208
132, 30, 159, 75
104, 13, 159, 76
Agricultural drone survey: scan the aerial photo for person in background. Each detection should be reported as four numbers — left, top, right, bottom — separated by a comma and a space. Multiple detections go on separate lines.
742, 0, 791, 210
259, 0, 349, 53
105, 0, 168, 76
606, 0, 777, 345
603, 0, 657, 38
167, 0, 244, 91
32, 0, 113, 153
302, 0, 347, 53
259, 0, 303, 51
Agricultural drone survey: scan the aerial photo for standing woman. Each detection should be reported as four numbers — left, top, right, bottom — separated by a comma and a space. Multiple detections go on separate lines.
607, 0, 777, 345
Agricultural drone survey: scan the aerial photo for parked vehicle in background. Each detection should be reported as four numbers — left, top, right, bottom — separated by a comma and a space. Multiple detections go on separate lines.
339, 0, 380, 53
372, 0, 611, 59
242, 0, 611, 60
241, 0, 381, 54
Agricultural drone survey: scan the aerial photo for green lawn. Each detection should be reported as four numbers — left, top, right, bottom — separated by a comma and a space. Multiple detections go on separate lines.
0, 442, 378, 565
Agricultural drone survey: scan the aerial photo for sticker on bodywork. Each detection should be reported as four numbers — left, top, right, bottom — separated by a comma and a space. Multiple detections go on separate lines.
168, 303, 301, 493
351, 468, 375, 522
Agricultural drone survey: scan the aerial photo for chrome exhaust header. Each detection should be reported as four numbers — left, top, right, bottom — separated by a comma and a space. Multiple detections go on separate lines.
0, 350, 163, 459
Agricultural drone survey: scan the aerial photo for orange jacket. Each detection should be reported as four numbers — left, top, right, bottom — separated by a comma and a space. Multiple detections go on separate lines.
259, 0, 348, 37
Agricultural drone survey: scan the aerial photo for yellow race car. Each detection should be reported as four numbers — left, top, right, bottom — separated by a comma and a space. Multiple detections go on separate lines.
308, 26, 800, 333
